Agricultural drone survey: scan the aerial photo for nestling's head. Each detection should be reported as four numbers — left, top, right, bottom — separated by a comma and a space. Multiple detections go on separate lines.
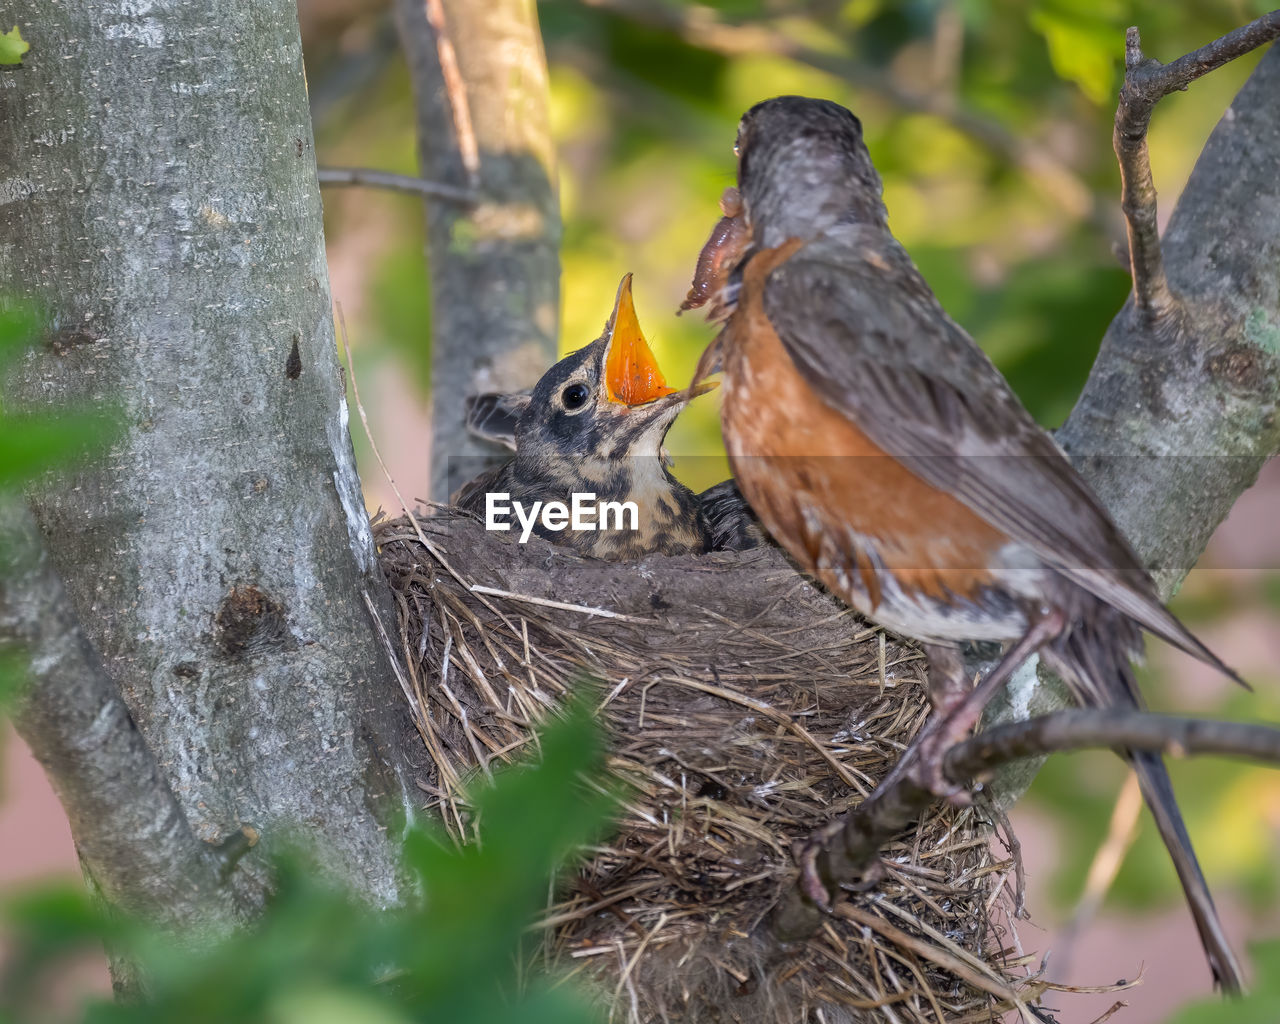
462, 275, 715, 557
467, 274, 710, 470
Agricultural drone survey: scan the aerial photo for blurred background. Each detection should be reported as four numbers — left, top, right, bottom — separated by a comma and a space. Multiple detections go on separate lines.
4, 1, 1278, 1020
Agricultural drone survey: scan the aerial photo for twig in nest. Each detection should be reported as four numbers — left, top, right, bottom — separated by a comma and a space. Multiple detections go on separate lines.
1114, 11, 1280, 325
1087, 1000, 1130, 1024
468, 585, 654, 623
834, 904, 1026, 1011
988, 801, 1028, 920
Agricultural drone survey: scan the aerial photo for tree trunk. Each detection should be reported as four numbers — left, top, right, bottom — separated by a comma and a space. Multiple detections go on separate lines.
394, 0, 561, 500
0, 0, 422, 924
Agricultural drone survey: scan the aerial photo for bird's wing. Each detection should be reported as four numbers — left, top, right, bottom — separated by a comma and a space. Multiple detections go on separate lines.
760, 240, 1236, 677
464, 391, 532, 451
698, 479, 765, 551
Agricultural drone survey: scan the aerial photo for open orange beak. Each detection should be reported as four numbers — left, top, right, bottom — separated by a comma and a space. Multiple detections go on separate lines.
604, 274, 678, 406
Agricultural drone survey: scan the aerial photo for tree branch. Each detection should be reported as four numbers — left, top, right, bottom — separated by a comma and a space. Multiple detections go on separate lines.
577, 0, 1094, 218
0, 496, 246, 934
0, 0, 420, 915
947, 710, 1280, 778
1114, 13, 1280, 326
317, 166, 478, 204
1061, 44, 1280, 598
772, 707, 1280, 939
423, 0, 480, 188
394, 0, 561, 501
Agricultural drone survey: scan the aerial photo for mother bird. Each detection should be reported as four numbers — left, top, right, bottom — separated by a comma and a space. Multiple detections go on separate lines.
684, 95, 1244, 990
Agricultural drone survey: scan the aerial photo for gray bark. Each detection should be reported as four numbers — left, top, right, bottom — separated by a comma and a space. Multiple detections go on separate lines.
1059, 44, 1280, 594
394, 0, 561, 501
0, 0, 421, 920
0, 497, 241, 935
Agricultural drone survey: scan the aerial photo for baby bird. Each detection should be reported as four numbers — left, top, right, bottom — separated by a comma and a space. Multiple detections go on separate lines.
454, 274, 715, 559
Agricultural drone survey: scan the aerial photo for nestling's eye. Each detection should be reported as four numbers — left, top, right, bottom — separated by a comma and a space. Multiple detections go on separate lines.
561, 383, 590, 410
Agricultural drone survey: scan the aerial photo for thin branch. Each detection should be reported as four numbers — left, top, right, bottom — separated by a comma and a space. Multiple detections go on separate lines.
577, 0, 1094, 217
771, 707, 1280, 941
424, 0, 480, 188
0, 495, 246, 933
947, 709, 1280, 777
317, 166, 478, 204
1114, 12, 1280, 325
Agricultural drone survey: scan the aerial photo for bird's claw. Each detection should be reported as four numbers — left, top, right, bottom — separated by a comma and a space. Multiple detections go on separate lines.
910, 727, 974, 806
796, 838, 833, 911
795, 831, 890, 911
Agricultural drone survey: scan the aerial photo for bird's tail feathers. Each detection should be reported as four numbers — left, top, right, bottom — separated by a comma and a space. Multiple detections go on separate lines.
1131, 751, 1244, 993
1070, 567, 1249, 690
1044, 615, 1244, 993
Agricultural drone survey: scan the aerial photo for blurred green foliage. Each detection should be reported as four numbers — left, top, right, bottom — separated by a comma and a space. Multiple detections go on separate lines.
0, 309, 116, 492
0, 25, 28, 66
1171, 940, 1280, 1023
1, 699, 614, 1024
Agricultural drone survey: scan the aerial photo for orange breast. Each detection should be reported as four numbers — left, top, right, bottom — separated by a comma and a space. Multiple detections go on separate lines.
720, 241, 1009, 611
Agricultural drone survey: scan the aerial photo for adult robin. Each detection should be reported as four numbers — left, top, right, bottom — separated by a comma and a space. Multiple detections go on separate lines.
683, 95, 1244, 990
454, 274, 718, 559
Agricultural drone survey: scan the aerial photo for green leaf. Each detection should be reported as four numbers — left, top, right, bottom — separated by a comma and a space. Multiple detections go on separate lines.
395, 691, 617, 1012
266, 987, 412, 1024
0, 25, 28, 66
0, 696, 615, 1024
0, 884, 120, 1015
0, 650, 25, 713
0, 411, 119, 487
0, 305, 120, 486
1029, 5, 1120, 105
1170, 940, 1280, 1023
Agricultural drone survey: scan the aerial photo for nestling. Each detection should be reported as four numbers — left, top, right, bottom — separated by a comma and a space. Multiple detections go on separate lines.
455, 274, 715, 559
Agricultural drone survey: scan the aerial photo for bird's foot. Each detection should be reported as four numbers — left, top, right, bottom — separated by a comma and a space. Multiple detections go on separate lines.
794, 829, 886, 911
793, 818, 840, 911
911, 742, 967, 803
905, 723, 972, 806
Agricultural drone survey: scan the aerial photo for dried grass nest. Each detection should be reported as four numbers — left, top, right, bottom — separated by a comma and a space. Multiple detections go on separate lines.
375, 509, 1044, 1023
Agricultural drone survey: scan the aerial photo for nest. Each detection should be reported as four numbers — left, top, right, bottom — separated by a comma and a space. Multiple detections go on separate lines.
376, 510, 1037, 1023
